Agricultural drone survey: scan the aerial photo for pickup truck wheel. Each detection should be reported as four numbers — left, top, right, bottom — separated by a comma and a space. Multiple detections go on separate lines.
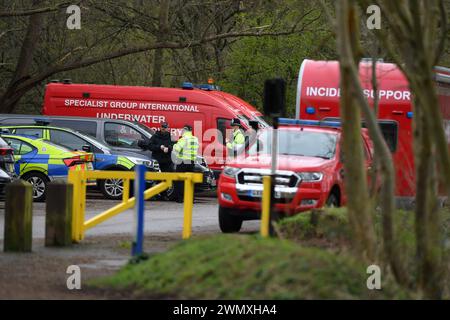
219, 206, 243, 233
326, 192, 339, 207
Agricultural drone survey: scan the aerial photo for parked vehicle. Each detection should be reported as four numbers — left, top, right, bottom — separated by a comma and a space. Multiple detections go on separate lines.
295, 59, 450, 207
0, 135, 16, 178
1, 134, 94, 201
41, 81, 268, 176
0, 124, 159, 200
0, 168, 13, 198
216, 119, 374, 233
0, 115, 216, 192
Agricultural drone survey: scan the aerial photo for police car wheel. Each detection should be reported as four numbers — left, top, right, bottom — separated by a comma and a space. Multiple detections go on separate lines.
219, 206, 243, 233
99, 178, 124, 200
22, 172, 49, 202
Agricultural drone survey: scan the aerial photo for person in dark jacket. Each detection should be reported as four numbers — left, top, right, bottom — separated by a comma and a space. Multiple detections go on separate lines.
148, 122, 174, 172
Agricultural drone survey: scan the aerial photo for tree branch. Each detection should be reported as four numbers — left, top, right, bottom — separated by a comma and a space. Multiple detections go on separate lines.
0, 1, 76, 18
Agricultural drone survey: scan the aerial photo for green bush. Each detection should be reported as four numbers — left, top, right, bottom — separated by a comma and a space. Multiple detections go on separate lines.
276, 208, 351, 247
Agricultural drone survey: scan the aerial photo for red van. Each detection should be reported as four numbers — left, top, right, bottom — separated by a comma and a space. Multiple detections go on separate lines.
42, 81, 268, 176
295, 59, 450, 207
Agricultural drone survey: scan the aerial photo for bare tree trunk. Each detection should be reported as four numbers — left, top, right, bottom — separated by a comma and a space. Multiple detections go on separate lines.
0, 0, 43, 113
414, 93, 443, 299
341, 43, 410, 287
336, 0, 376, 261
152, 0, 170, 87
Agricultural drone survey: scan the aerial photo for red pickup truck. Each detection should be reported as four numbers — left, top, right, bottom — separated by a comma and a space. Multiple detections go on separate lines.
217, 120, 374, 233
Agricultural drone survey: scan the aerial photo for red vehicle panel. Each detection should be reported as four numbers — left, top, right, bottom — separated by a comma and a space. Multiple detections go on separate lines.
42, 82, 267, 174
296, 60, 450, 201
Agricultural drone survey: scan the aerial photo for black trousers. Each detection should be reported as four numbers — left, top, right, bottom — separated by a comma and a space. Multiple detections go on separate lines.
158, 162, 173, 173
174, 163, 195, 202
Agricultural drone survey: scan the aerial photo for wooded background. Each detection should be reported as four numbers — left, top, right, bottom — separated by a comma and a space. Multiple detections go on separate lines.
2, 1, 446, 116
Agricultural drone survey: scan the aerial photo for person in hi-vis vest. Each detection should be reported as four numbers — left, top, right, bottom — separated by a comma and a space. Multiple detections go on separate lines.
172, 124, 199, 203
226, 118, 245, 157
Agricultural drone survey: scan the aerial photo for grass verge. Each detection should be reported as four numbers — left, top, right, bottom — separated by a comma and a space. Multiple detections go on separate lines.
90, 234, 409, 299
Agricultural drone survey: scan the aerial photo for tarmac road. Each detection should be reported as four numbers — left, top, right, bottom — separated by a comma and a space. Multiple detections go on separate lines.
0, 191, 260, 240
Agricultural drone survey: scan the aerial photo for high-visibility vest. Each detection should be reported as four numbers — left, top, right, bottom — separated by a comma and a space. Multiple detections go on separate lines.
173, 132, 199, 161
226, 129, 245, 149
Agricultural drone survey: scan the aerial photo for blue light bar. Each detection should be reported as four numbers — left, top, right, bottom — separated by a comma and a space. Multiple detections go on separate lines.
305, 106, 316, 114
196, 84, 213, 91
182, 82, 194, 90
278, 118, 342, 128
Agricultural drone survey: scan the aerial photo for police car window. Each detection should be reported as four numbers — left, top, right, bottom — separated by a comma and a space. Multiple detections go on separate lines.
49, 129, 89, 151
13, 128, 43, 138
43, 140, 71, 152
0, 137, 9, 148
104, 123, 143, 148
50, 120, 97, 138
4, 138, 34, 155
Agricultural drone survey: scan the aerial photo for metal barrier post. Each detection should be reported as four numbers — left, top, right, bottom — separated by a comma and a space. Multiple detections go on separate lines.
68, 170, 80, 242
182, 175, 195, 239
78, 169, 87, 241
260, 176, 271, 237
132, 165, 146, 256
67, 171, 203, 242
122, 178, 130, 202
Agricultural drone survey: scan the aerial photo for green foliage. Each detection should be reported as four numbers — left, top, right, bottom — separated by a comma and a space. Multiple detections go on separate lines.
0, 0, 337, 115
277, 206, 450, 297
91, 234, 409, 299
219, 18, 336, 116
277, 208, 350, 245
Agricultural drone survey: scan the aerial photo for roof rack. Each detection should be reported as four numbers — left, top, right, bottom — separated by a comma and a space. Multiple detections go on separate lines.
34, 118, 51, 126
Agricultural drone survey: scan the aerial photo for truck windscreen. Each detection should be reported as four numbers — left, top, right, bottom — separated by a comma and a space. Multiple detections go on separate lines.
251, 129, 338, 159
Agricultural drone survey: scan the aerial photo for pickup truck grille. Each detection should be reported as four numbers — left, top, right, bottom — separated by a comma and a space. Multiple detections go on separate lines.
237, 169, 300, 188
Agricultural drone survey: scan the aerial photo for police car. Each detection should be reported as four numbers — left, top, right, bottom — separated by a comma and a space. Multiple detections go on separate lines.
0, 125, 159, 200
1, 134, 94, 201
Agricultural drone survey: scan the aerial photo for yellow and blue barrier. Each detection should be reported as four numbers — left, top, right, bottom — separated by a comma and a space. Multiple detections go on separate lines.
67, 169, 203, 243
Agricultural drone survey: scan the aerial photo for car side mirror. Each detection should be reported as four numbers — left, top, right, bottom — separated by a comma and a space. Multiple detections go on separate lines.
82, 145, 92, 152
137, 139, 148, 150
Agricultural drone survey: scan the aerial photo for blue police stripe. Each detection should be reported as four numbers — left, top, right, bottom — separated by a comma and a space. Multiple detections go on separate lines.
47, 164, 69, 177
93, 153, 119, 170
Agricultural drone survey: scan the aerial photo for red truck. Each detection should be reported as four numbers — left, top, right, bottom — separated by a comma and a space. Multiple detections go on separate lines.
296, 59, 450, 207
42, 81, 268, 177
217, 120, 374, 233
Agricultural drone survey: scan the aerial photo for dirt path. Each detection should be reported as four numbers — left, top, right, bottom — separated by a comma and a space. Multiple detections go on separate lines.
0, 231, 215, 299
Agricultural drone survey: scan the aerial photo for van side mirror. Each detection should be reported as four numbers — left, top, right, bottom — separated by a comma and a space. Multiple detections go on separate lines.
248, 120, 259, 131
82, 145, 92, 152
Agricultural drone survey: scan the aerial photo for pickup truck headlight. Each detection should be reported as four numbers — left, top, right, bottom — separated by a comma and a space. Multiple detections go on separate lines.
222, 166, 240, 178
298, 172, 323, 182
